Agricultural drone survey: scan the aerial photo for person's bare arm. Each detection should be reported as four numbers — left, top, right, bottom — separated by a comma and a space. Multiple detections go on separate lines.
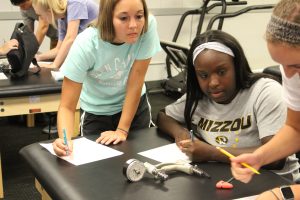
255, 108, 300, 165
53, 77, 82, 156
257, 185, 300, 200
97, 58, 152, 145
180, 134, 285, 169
0, 39, 18, 55
35, 41, 61, 62
51, 20, 80, 68
117, 58, 151, 132
35, 17, 49, 45
156, 110, 190, 143
35, 20, 79, 67
230, 116, 299, 183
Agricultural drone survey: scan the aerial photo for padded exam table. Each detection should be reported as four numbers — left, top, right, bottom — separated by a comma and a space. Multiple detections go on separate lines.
0, 67, 79, 198
20, 127, 291, 200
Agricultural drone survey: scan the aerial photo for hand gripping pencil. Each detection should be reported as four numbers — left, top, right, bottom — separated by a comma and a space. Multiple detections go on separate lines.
216, 147, 260, 174
63, 128, 69, 156
189, 130, 194, 142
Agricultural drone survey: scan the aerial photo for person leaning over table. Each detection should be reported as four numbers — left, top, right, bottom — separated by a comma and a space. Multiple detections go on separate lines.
52, 0, 161, 156
32, 0, 99, 68
156, 29, 300, 182
0, 40, 18, 56
230, 0, 300, 199
10, 0, 58, 49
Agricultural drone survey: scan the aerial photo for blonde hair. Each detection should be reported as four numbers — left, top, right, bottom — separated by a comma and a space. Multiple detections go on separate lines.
273, 0, 300, 22
266, 0, 300, 46
32, 0, 67, 28
96, 0, 149, 42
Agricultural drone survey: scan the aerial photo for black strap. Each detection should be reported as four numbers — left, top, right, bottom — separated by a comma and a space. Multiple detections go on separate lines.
29, 58, 41, 74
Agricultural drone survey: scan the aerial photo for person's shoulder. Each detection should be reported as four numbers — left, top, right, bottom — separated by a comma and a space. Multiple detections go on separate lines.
20, 7, 36, 18
256, 77, 281, 86
68, 0, 95, 6
173, 94, 187, 104
66, 0, 87, 9
148, 14, 157, 25
148, 14, 155, 20
75, 27, 99, 45
78, 26, 98, 39
67, 0, 82, 4
143, 14, 158, 35
252, 77, 282, 93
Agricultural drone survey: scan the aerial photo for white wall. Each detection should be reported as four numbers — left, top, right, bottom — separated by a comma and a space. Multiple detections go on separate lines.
0, 0, 279, 81
146, 0, 279, 81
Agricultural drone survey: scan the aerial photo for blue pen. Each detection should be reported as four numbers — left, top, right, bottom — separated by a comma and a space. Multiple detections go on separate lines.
189, 130, 194, 142
63, 128, 69, 156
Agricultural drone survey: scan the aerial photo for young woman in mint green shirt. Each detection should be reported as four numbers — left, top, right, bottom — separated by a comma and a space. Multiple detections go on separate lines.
53, 0, 161, 156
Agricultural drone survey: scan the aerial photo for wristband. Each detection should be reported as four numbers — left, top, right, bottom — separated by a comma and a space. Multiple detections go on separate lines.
269, 190, 280, 200
117, 127, 128, 135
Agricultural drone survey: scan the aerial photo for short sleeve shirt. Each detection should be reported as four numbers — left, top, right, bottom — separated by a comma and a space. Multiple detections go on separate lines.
60, 15, 161, 115
58, 0, 99, 41
280, 65, 300, 111
165, 78, 286, 147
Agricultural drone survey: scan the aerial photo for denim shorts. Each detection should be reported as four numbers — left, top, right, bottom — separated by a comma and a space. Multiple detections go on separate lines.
80, 94, 152, 136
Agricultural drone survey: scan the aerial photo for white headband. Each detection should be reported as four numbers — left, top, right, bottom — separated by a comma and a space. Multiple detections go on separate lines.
193, 42, 235, 64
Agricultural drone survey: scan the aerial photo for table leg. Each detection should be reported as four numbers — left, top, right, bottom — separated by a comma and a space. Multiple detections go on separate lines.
27, 114, 35, 127
35, 179, 52, 200
0, 153, 4, 198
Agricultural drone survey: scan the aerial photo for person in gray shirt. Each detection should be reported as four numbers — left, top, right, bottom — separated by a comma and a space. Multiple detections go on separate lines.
10, 0, 58, 49
157, 30, 300, 182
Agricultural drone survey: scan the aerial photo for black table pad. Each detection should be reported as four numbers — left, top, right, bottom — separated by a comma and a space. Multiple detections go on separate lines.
20, 127, 291, 200
0, 68, 61, 98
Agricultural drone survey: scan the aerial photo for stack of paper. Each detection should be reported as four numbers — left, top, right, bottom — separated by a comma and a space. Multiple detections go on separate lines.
51, 70, 64, 81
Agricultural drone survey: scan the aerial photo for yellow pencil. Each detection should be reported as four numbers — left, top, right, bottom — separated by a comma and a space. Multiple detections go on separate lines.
216, 146, 260, 175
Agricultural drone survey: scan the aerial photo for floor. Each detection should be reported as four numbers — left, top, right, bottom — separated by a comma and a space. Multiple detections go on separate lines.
0, 82, 178, 200
0, 116, 48, 200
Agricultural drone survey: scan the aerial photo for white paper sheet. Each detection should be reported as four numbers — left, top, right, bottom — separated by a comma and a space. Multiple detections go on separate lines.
233, 195, 259, 200
29, 61, 52, 68
40, 137, 123, 166
0, 58, 9, 66
51, 70, 64, 81
138, 143, 191, 163
0, 72, 7, 80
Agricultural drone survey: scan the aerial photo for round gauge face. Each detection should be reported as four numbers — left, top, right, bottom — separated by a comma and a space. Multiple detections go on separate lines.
123, 159, 146, 182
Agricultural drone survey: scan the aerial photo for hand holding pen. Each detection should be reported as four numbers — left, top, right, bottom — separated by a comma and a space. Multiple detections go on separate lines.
216, 147, 260, 175
63, 128, 70, 156
176, 129, 199, 159
189, 130, 194, 142
174, 128, 192, 144
52, 129, 73, 156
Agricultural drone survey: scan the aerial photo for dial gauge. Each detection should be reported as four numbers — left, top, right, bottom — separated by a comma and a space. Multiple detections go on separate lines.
123, 159, 146, 182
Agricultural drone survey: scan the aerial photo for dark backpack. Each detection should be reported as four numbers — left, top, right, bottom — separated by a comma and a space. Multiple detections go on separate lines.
7, 23, 40, 78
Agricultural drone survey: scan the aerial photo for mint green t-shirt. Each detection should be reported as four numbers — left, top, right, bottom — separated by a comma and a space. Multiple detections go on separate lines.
60, 15, 161, 115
